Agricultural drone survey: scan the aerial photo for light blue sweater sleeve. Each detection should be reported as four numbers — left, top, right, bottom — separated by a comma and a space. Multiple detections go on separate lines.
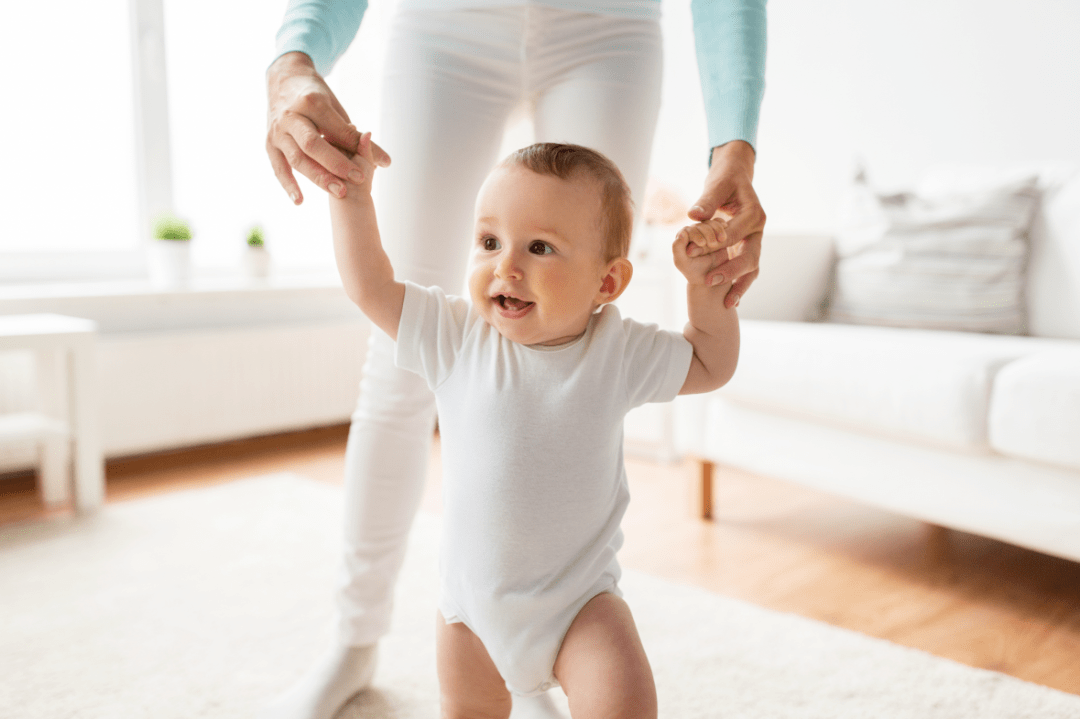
273, 0, 766, 153
691, 0, 767, 153
274, 0, 368, 76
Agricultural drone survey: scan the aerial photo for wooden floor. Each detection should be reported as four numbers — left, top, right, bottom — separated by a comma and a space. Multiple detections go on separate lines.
3, 425, 1080, 696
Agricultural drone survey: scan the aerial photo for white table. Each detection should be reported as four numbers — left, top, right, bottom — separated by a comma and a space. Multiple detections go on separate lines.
0, 314, 103, 511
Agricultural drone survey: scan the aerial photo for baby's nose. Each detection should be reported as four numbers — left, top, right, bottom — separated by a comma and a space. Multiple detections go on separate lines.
495, 252, 523, 279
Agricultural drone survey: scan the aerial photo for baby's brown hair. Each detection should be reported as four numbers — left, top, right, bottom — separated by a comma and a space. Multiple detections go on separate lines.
501, 143, 634, 261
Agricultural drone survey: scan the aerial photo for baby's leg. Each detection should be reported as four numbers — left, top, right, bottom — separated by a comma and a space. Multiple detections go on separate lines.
436, 612, 513, 719
553, 593, 657, 719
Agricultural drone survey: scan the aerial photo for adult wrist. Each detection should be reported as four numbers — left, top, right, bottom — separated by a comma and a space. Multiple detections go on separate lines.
268, 50, 317, 78
710, 141, 756, 179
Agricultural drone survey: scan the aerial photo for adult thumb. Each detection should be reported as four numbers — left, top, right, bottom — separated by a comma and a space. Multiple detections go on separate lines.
687, 195, 719, 222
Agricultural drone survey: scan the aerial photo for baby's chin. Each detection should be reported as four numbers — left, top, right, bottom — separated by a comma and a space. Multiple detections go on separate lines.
501, 323, 586, 347
474, 299, 589, 346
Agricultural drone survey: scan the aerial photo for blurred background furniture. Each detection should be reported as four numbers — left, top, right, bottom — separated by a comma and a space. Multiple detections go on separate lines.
668, 165, 1080, 563
0, 314, 102, 511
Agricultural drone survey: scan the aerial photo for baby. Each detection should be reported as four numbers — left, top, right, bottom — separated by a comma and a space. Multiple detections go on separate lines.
330, 136, 739, 719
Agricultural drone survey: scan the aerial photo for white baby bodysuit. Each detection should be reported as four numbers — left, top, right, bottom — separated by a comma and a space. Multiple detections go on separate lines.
395, 281, 693, 696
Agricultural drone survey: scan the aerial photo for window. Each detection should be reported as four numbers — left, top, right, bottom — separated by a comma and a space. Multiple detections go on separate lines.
1, 0, 141, 281
2, 0, 392, 284
161, 0, 391, 274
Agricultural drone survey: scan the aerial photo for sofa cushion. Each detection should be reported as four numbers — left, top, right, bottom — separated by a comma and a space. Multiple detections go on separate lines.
720, 321, 1069, 451
828, 170, 1039, 334
988, 350, 1080, 471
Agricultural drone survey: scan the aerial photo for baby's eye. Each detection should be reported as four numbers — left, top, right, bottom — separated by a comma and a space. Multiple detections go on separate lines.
481, 236, 501, 251
529, 241, 554, 255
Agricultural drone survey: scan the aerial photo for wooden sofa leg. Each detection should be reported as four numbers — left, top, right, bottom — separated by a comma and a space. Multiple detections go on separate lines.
697, 458, 714, 521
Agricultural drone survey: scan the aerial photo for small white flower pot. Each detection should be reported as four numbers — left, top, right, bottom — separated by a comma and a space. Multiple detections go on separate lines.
244, 246, 271, 279
149, 239, 191, 288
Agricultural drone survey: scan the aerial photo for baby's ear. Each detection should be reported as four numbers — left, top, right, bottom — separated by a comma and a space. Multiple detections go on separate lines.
596, 258, 633, 305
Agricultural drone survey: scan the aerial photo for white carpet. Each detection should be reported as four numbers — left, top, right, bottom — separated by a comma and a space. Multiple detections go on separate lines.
1, 474, 1078, 718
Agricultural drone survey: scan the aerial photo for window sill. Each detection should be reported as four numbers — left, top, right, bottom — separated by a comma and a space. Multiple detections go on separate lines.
0, 271, 362, 334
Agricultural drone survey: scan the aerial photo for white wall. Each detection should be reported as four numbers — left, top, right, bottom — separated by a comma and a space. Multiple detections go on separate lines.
163, 0, 1080, 266
648, 0, 1080, 234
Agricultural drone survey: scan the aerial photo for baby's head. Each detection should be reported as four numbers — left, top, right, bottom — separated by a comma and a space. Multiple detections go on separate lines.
502, 143, 634, 262
469, 143, 635, 346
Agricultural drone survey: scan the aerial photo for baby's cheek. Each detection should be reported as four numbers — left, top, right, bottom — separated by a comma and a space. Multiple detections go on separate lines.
467, 266, 489, 302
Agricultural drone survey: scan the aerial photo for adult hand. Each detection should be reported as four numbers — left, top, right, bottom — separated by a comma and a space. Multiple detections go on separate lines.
266, 52, 391, 205
687, 141, 765, 308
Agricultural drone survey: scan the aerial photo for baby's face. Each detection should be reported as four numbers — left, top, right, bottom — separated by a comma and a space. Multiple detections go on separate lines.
468, 165, 613, 346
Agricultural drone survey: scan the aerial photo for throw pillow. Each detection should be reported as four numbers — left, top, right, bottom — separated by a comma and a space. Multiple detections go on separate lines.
828, 168, 1040, 334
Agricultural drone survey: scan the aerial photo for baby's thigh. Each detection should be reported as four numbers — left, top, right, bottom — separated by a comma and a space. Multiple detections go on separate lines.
554, 593, 658, 719
436, 611, 512, 719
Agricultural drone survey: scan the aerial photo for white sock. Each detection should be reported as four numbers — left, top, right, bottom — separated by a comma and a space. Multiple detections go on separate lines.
509, 691, 569, 719
258, 643, 377, 719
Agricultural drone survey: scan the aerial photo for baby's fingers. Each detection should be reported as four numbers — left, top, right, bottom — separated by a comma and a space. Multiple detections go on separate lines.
681, 218, 729, 257
675, 225, 710, 255
342, 131, 379, 185
358, 131, 376, 164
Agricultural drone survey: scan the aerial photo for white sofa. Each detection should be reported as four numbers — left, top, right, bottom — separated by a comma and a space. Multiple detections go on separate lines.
672, 167, 1080, 564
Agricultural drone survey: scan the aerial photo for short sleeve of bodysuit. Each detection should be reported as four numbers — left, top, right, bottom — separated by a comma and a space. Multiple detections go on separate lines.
610, 310, 694, 410
394, 281, 473, 389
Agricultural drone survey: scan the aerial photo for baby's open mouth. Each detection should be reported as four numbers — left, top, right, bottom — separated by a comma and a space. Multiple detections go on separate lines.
497, 295, 534, 311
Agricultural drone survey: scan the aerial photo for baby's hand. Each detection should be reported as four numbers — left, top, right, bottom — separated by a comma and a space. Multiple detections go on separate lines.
672, 217, 733, 288
340, 130, 379, 194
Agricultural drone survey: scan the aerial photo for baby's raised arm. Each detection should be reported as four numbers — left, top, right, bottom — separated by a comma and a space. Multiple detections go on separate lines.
328, 133, 406, 340
672, 218, 741, 394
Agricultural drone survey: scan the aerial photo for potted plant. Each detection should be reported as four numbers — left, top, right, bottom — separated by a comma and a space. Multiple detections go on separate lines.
149, 214, 193, 287
244, 225, 271, 279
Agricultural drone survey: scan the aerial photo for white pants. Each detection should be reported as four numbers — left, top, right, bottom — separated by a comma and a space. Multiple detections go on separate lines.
338, 3, 663, 645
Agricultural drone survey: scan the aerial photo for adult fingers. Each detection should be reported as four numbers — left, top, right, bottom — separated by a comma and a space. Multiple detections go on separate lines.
704, 234, 762, 297
324, 95, 390, 165
267, 143, 303, 205
316, 97, 391, 168
702, 266, 758, 307
688, 183, 728, 222
723, 268, 759, 308
293, 90, 363, 162
275, 131, 349, 198
336, 132, 392, 168
692, 182, 765, 246
688, 183, 732, 223
690, 140, 756, 221
723, 186, 767, 248
284, 113, 366, 187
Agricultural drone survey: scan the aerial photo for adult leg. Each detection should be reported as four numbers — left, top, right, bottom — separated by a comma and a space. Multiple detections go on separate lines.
259, 9, 519, 719
553, 593, 658, 719
528, 8, 664, 210
437, 614, 513, 719
338, 4, 529, 645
